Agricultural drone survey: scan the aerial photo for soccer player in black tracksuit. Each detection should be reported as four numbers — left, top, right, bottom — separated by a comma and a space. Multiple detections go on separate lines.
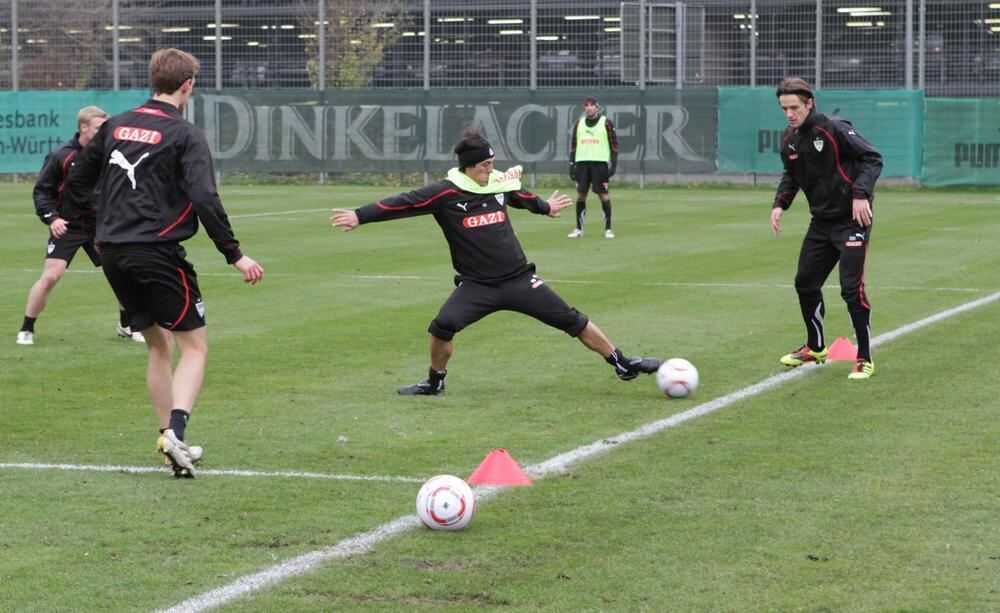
331, 128, 661, 395
16, 106, 143, 345
771, 78, 883, 380
568, 95, 619, 239
65, 49, 264, 477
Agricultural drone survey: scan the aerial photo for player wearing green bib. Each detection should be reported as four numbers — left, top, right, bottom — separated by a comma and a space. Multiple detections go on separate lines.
568, 96, 619, 239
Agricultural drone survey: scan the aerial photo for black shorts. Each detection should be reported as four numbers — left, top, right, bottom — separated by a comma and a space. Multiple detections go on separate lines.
100, 243, 205, 332
46, 224, 100, 267
427, 270, 589, 341
575, 161, 611, 195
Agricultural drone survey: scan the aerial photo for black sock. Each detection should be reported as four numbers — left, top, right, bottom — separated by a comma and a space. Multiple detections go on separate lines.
850, 309, 872, 361
427, 367, 447, 385
169, 409, 190, 441
119, 310, 129, 327
575, 201, 586, 230
21, 316, 36, 333
602, 199, 612, 230
604, 348, 629, 374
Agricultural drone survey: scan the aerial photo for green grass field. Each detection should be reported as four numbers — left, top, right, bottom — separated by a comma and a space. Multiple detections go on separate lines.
1, 182, 998, 611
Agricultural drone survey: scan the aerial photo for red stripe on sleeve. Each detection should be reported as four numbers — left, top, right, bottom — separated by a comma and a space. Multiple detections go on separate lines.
814, 126, 854, 186
375, 189, 458, 211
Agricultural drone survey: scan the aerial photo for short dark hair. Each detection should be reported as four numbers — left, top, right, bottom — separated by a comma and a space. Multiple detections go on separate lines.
149, 48, 200, 95
583, 96, 598, 106
776, 77, 814, 104
453, 126, 494, 170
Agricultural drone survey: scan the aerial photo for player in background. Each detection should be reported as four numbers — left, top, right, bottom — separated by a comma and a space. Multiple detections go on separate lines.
771, 77, 883, 380
567, 95, 619, 239
331, 127, 661, 396
16, 106, 145, 345
65, 49, 264, 476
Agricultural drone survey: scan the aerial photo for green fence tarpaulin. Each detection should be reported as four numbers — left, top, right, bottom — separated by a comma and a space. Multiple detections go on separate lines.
0, 90, 149, 173
193, 88, 718, 175
5, 88, 999, 186
923, 98, 1000, 186
718, 87, 924, 179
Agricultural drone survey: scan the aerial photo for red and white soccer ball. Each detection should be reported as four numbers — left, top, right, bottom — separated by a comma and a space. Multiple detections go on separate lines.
416, 475, 476, 531
656, 358, 699, 398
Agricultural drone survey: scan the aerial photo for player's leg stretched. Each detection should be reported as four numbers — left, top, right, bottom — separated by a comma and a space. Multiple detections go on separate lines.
17, 259, 68, 345
576, 321, 661, 381
398, 335, 451, 396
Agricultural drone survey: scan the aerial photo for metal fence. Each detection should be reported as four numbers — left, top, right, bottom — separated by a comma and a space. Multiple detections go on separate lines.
0, 0, 996, 96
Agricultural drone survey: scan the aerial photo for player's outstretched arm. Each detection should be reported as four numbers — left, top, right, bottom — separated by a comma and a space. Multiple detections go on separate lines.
233, 255, 264, 284
544, 191, 573, 218
330, 208, 360, 231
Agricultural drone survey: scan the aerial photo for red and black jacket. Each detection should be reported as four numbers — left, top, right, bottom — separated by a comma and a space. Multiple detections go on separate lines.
65, 99, 242, 264
356, 181, 552, 285
33, 133, 91, 228
773, 111, 883, 222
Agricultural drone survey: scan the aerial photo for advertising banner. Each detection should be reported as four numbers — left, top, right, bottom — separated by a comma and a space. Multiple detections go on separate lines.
923, 98, 1000, 186
718, 87, 923, 179
191, 88, 718, 175
0, 90, 148, 173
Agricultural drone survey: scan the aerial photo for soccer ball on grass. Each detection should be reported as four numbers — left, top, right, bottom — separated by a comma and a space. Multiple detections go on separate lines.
416, 475, 475, 531
656, 358, 699, 398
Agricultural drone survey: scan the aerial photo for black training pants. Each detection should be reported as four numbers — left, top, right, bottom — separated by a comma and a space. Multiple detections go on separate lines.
794, 218, 873, 359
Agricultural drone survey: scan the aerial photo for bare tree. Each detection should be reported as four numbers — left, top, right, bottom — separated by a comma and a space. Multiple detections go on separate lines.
16, 0, 119, 89
301, 0, 409, 89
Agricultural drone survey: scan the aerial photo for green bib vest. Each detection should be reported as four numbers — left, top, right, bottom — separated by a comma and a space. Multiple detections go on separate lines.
574, 116, 610, 163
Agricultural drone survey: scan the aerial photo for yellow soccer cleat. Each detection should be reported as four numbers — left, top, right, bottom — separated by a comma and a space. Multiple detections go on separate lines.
847, 359, 875, 380
780, 345, 828, 367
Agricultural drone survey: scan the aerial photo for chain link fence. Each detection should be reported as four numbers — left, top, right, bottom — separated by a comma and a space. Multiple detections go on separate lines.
0, 0, 996, 96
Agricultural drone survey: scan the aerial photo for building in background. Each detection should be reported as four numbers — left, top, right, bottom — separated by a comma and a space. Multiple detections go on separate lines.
0, 1, 997, 96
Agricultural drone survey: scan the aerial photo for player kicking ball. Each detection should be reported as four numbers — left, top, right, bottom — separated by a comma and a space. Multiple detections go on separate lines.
331, 127, 661, 395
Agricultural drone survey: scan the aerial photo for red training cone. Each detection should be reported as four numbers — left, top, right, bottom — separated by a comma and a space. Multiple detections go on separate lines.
467, 449, 533, 486
826, 336, 858, 361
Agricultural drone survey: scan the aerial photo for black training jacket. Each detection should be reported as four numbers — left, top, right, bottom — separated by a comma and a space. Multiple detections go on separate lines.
33, 133, 92, 227
65, 99, 242, 264
355, 180, 552, 285
773, 111, 883, 222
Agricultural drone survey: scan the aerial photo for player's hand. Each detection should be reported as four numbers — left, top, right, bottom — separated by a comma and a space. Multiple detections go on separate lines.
330, 208, 360, 231
233, 255, 264, 285
770, 207, 783, 236
852, 198, 873, 227
545, 191, 573, 218
49, 217, 68, 239
568, 163, 576, 181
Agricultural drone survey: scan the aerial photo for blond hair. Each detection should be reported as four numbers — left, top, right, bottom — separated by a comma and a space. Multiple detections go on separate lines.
77, 105, 108, 128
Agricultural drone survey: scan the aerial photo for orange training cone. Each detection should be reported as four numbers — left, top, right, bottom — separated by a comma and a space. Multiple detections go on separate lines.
467, 449, 533, 486
826, 336, 858, 361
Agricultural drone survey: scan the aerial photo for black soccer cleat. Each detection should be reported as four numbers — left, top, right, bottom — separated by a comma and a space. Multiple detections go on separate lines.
629, 357, 663, 374
397, 379, 445, 396
617, 357, 663, 381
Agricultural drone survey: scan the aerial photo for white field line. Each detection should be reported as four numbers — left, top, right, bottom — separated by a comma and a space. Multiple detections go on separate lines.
347, 275, 985, 293
0, 462, 423, 483
15, 269, 279, 277
229, 208, 330, 219
9, 269, 984, 293
161, 288, 1000, 613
